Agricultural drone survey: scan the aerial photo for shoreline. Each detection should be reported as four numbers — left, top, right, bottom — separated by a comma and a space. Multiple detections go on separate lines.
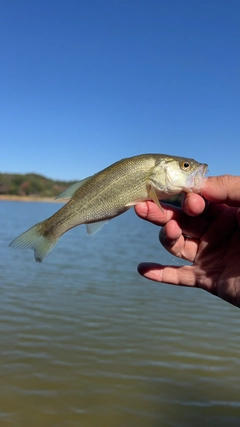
0, 195, 63, 203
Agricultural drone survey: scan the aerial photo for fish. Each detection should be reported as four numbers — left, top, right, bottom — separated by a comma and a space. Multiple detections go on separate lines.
9, 154, 208, 262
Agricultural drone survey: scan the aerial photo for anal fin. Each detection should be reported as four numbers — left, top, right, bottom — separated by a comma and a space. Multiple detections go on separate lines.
86, 220, 109, 235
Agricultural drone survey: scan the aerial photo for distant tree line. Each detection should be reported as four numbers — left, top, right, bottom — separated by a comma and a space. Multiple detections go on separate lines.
0, 173, 75, 198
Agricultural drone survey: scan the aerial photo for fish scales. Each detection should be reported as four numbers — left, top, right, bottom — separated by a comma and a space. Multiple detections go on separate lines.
42, 155, 155, 237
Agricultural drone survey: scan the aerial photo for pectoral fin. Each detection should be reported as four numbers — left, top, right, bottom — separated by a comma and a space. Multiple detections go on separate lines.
147, 184, 164, 212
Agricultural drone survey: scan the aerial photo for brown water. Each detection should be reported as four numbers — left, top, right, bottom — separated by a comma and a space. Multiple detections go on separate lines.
1, 202, 240, 426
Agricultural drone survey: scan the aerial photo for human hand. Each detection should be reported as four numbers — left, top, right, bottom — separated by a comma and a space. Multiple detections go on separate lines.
135, 176, 240, 308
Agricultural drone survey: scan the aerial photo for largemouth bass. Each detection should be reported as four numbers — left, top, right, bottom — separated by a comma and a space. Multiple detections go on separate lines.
9, 154, 208, 262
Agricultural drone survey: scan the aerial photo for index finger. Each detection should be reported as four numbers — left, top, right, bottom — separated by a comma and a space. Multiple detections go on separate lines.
135, 192, 207, 225
134, 201, 177, 226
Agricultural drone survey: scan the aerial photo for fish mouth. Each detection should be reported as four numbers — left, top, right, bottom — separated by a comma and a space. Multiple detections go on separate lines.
192, 163, 208, 190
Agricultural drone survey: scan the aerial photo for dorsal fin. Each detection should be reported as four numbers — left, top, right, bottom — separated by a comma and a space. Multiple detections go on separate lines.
55, 176, 92, 200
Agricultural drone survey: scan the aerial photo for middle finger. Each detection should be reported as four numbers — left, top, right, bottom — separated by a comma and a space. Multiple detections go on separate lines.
159, 220, 200, 262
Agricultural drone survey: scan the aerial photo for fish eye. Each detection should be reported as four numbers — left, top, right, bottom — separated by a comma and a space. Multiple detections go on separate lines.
180, 161, 191, 171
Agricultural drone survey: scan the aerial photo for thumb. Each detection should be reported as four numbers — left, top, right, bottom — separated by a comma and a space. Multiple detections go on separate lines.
201, 175, 240, 207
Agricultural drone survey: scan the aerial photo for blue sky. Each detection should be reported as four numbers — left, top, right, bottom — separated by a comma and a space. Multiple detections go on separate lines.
1, 0, 239, 181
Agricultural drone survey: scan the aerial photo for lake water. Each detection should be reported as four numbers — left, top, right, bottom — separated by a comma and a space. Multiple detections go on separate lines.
0, 201, 240, 427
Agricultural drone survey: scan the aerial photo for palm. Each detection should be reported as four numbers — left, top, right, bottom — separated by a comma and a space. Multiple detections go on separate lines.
193, 206, 240, 305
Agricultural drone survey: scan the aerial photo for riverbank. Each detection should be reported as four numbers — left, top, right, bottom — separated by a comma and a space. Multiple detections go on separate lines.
0, 195, 63, 203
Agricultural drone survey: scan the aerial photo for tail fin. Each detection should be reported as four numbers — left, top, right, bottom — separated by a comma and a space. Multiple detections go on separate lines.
9, 222, 58, 263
